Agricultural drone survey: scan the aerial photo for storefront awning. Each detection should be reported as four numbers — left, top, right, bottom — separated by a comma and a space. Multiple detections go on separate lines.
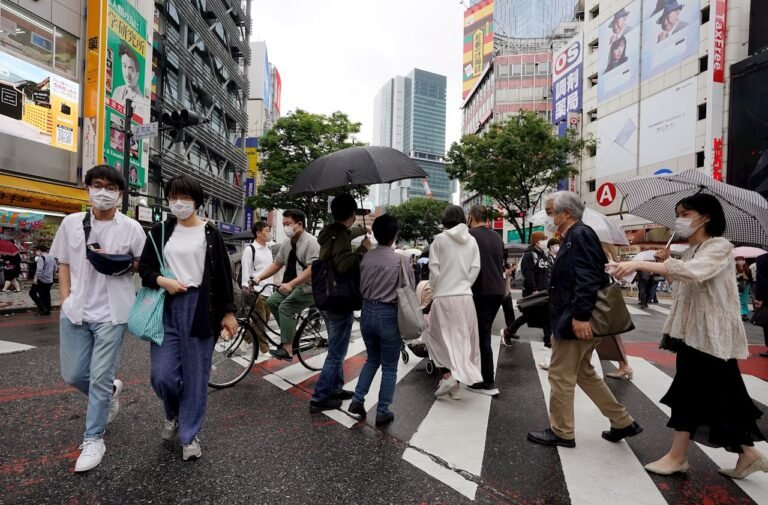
0, 175, 89, 214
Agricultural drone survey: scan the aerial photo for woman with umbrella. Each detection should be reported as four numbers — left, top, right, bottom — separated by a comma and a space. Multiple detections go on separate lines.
612, 194, 767, 479
1, 247, 22, 293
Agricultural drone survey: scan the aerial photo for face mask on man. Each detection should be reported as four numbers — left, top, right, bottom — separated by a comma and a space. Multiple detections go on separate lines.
283, 225, 296, 239
544, 216, 558, 234
264, 231, 273, 242
674, 216, 704, 239
551, 245, 560, 255
169, 199, 196, 220
89, 187, 120, 211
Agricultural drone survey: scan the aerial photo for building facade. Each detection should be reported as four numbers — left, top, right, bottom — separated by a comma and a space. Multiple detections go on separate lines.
372, 68, 451, 207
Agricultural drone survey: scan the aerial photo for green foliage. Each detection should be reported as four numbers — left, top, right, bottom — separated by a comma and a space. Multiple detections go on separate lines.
386, 198, 450, 243
247, 109, 367, 233
446, 111, 593, 243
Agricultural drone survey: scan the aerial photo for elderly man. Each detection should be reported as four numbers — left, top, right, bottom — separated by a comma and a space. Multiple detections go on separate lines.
527, 192, 642, 448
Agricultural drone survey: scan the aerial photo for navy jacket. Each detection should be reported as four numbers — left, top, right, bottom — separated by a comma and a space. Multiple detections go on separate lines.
548, 221, 609, 340
520, 246, 551, 297
755, 254, 768, 302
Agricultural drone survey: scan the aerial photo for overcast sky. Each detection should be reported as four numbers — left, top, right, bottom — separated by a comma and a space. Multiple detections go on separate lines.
251, 0, 467, 151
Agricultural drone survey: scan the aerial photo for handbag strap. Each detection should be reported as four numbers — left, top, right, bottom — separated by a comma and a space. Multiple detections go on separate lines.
148, 222, 166, 271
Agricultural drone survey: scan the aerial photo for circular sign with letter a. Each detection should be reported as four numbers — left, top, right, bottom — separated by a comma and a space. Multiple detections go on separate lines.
597, 182, 617, 207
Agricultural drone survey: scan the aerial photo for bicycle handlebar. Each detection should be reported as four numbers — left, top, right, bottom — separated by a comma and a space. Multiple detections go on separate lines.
247, 282, 280, 296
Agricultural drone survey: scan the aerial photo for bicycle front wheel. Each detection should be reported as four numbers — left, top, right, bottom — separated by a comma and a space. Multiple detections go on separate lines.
209, 324, 258, 389
293, 311, 328, 371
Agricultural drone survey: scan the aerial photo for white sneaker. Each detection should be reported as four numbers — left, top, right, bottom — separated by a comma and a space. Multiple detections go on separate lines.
182, 437, 202, 461
538, 361, 550, 370
106, 379, 123, 424
74, 439, 106, 472
162, 418, 179, 441
449, 381, 462, 400
434, 376, 457, 398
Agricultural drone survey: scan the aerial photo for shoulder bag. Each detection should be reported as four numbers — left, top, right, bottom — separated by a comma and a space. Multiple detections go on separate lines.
589, 278, 635, 337
397, 257, 425, 341
311, 234, 362, 312
128, 223, 175, 345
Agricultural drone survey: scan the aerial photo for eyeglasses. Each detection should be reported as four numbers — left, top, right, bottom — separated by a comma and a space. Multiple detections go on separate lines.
90, 183, 120, 192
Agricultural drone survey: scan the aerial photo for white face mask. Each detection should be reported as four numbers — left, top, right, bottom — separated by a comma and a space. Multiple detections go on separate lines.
537, 240, 548, 250
89, 187, 120, 211
283, 225, 296, 239
544, 216, 558, 234
551, 245, 560, 255
264, 231, 273, 242
169, 199, 196, 220
674, 216, 704, 239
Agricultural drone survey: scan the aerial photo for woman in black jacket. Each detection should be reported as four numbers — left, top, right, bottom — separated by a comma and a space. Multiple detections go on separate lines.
139, 175, 237, 462
503, 231, 553, 347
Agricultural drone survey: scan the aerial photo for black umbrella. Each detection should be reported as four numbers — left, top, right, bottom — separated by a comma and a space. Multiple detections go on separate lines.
289, 146, 428, 194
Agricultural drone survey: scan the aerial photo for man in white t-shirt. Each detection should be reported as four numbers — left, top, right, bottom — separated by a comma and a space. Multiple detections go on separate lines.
241, 221, 274, 353
50, 165, 146, 473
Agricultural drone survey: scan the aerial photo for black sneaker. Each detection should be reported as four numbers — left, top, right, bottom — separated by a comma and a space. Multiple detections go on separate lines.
760, 352, 768, 358
348, 400, 366, 419
309, 398, 342, 414
375, 412, 394, 427
602, 421, 643, 443
269, 348, 293, 361
468, 382, 500, 397
527, 428, 575, 448
502, 329, 520, 347
332, 389, 354, 400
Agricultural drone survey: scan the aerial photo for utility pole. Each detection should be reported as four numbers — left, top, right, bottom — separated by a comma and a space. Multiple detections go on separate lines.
122, 98, 133, 214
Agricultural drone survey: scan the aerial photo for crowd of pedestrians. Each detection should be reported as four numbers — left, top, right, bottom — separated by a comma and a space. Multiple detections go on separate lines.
46, 165, 768, 481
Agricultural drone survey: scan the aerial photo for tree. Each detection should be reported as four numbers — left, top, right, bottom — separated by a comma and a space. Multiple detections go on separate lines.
386, 198, 450, 243
446, 111, 593, 244
247, 109, 366, 234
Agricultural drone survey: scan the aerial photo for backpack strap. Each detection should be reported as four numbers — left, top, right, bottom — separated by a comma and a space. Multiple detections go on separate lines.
82, 212, 92, 254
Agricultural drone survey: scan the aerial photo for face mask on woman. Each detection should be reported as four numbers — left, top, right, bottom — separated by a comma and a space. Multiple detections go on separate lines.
674, 216, 704, 239
169, 199, 196, 220
89, 188, 120, 211
551, 245, 560, 255
537, 240, 548, 250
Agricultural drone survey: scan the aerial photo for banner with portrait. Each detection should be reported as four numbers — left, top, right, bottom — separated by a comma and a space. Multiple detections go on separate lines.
597, 0, 641, 103
641, 0, 700, 82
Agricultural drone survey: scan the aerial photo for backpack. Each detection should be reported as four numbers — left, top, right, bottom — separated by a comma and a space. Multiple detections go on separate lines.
311, 234, 362, 312
235, 244, 256, 286
514, 266, 523, 283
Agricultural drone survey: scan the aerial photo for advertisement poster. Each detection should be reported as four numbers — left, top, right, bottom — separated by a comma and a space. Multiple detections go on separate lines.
0, 51, 79, 152
596, 104, 639, 178
641, 0, 700, 82
639, 77, 697, 166
552, 34, 583, 124
462, 0, 494, 99
83, 0, 153, 188
597, 0, 641, 103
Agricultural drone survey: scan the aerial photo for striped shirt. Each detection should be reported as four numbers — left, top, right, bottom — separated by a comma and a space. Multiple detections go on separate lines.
360, 245, 414, 304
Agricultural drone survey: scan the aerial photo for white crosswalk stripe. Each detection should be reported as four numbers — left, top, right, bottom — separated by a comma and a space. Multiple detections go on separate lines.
0, 340, 34, 355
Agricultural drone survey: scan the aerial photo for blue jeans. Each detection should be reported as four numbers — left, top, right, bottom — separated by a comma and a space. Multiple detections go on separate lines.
312, 310, 354, 403
59, 314, 126, 441
353, 301, 400, 416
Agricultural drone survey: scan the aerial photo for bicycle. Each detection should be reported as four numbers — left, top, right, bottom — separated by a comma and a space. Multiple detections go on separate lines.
209, 283, 328, 389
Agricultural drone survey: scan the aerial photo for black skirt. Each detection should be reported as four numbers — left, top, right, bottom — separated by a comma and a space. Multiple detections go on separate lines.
661, 341, 765, 453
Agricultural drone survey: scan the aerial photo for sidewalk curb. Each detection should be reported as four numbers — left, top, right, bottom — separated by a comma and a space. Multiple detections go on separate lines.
0, 305, 61, 316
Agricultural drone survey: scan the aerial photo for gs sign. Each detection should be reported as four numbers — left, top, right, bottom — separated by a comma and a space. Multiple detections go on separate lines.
554, 41, 581, 80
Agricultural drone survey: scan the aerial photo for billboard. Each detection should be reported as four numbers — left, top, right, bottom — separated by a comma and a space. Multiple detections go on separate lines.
0, 51, 79, 152
639, 77, 697, 166
273, 67, 282, 117
641, 0, 700, 82
596, 104, 639, 178
597, 0, 641, 103
83, 0, 154, 189
462, 0, 494, 99
552, 34, 583, 124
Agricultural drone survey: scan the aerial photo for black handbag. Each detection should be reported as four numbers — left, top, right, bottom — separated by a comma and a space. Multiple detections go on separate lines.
517, 291, 549, 311
751, 306, 768, 327
517, 292, 550, 329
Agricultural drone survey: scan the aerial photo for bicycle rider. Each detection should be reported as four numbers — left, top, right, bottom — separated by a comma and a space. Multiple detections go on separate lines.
253, 209, 320, 361
240, 221, 274, 354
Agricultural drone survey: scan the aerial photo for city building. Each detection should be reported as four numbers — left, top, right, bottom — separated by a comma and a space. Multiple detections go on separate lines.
247, 41, 281, 138
572, 0, 752, 251
371, 68, 451, 207
474, 0, 582, 39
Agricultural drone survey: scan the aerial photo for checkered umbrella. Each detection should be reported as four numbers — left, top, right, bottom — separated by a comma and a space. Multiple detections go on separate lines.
614, 169, 768, 245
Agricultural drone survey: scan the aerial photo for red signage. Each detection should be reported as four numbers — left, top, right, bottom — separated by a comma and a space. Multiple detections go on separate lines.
493, 208, 504, 230
597, 182, 617, 207
712, 137, 723, 181
712, 0, 727, 84
273, 68, 282, 116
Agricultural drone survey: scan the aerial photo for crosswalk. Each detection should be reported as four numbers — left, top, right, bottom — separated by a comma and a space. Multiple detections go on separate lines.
0, 340, 34, 355
241, 320, 768, 504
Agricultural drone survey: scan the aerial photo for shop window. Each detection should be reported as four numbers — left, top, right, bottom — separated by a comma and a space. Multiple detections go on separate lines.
696, 151, 705, 168
589, 38, 599, 54
588, 144, 597, 157
701, 6, 710, 24
589, 72, 598, 87
590, 5, 599, 19
697, 103, 707, 120
524, 63, 535, 76
587, 180, 596, 192
699, 56, 708, 73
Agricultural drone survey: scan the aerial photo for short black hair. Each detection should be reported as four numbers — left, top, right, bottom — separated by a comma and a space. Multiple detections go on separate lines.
468, 205, 488, 223
283, 209, 306, 228
441, 205, 466, 230
118, 41, 139, 67
331, 194, 357, 222
165, 174, 205, 208
252, 221, 270, 236
36, 244, 49, 252
547, 238, 560, 248
372, 214, 398, 245
676, 193, 726, 237
85, 164, 126, 191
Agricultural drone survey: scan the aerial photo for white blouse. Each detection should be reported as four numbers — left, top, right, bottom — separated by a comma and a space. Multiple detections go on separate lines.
165, 223, 207, 288
663, 237, 748, 360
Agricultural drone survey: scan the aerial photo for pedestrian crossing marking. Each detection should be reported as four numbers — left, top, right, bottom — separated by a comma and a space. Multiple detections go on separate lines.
647, 305, 671, 315
0, 340, 34, 355
402, 447, 478, 500
531, 343, 667, 505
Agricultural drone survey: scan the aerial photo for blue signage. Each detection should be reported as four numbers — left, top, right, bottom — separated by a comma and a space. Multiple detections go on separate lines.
654, 168, 673, 175
244, 208, 254, 231
552, 40, 583, 124
245, 178, 255, 198
218, 222, 242, 234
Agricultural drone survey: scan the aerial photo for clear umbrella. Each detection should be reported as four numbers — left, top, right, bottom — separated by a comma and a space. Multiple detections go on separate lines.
530, 208, 629, 245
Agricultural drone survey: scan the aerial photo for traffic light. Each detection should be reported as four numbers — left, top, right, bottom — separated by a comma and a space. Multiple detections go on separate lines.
152, 205, 163, 222
161, 109, 203, 145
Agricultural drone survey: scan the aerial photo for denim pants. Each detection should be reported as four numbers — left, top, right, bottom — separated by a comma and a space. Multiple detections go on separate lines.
312, 310, 354, 403
150, 288, 215, 444
59, 315, 126, 441
353, 301, 401, 416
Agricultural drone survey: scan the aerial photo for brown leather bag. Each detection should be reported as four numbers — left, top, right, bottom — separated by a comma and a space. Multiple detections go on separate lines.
590, 281, 635, 336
